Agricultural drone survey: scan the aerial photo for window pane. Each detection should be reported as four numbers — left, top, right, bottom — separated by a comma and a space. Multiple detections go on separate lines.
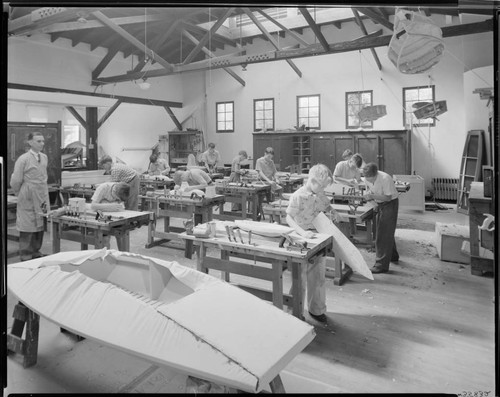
219, 113, 226, 122
256, 120, 264, 130
265, 120, 273, 130
309, 117, 319, 128
264, 110, 273, 119
226, 113, 233, 122
226, 103, 233, 111
255, 110, 263, 120
309, 108, 319, 117
298, 97, 308, 107
298, 117, 308, 126
255, 101, 263, 111
264, 100, 273, 109
218, 122, 225, 130
309, 96, 319, 107
298, 108, 308, 118
226, 121, 233, 130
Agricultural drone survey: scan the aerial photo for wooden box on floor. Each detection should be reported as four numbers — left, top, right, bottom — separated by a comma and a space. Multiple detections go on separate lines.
435, 222, 470, 264
393, 174, 425, 212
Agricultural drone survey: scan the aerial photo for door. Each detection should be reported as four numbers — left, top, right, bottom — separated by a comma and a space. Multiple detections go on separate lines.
275, 136, 294, 171
311, 135, 335, 170
355, 135, 379, 166
379, 135, 407, 176
332, 136, 354, 167
8, 122, 61, 186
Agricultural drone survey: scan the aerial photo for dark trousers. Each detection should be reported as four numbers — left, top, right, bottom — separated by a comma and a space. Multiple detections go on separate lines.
374, 198, 399, 269
19, 231, 44, 261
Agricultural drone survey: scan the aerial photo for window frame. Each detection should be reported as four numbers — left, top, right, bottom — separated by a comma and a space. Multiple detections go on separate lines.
253, 98, 275, 132
345, 90, 374, 129
216, 101, 235, 133
403, 85, 436, 128
296, 94, 321, 130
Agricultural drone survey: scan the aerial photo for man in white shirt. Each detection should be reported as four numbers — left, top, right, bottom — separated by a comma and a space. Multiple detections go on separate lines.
363, 162, 400, 274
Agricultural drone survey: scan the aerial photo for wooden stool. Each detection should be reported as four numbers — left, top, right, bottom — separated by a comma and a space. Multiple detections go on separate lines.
7, 302, 40, 368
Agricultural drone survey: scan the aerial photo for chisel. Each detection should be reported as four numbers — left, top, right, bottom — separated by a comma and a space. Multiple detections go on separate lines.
224, 225, 232, 242
236, 229, 244, 244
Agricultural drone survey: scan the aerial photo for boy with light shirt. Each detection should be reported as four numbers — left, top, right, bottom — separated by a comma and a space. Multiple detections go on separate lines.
286, 163, 340, 323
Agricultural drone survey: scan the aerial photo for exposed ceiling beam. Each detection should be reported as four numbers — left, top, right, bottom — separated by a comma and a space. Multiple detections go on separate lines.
242, 7, 302, 78
66, 106, 88, 130
96, 18, 493, 84
182, 22, 238, 48
92, 10, 174, 73
24, 12, 173, 35
182, 30, 246, 87
163, 106, 183, 131
352, 9, 382, 70
8, 7, 100, 35
182, 7, 235, 65
91, 46, 120, 83
298, 7, 330, 52
98, 100, 122, 128
256, 8, 310, 47
8, 83, 183, 108
148, 19, 182, 66
356, 7, 394, 31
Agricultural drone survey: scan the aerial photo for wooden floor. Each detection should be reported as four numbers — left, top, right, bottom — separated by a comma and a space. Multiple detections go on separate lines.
5, 206, 496, 394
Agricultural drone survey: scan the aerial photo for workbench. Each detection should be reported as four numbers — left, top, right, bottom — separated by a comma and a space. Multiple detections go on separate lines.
468, 182, 495, 276
276, 173, 304, 193
139, 176, 175, 196
59, 186, 96, 203
215, 183, 271, 221
179, 223, 332, 320
140, 191, 225, 257
47, 207, 153, 253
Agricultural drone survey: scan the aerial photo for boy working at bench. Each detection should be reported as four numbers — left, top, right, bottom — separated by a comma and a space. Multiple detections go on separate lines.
286, 164, 340, 323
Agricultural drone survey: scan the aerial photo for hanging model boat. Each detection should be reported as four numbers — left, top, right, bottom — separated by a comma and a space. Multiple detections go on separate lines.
7, 249, 315, 393
357, 105, 387, 122
388, 9, 445, 74
413, 100, 447, 119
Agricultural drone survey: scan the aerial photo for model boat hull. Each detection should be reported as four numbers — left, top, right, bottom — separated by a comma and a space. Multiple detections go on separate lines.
8, 249, 315, 393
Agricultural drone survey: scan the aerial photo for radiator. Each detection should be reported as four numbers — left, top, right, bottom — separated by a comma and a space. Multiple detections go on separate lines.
432, 178, 459, 201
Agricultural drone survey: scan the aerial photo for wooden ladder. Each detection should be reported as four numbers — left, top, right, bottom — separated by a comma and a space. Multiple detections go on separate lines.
7, 302, 40, 368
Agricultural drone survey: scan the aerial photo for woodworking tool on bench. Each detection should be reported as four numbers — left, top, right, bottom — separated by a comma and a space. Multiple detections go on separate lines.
225, 225, 233, 242
279, 233, 309, 253
236, 229, 244, 244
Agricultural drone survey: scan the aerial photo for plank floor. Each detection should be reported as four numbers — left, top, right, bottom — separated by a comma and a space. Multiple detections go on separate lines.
5, 205, 496, 394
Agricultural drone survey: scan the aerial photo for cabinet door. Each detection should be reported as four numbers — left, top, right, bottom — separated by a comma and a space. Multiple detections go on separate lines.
379, 135, 407, 176
8, 122, 61, 185
311, 136, 335, 170
253, 136, 274, 167
275, 136, 294, 171
332, 136, 354, 166
355, 135, 379, 166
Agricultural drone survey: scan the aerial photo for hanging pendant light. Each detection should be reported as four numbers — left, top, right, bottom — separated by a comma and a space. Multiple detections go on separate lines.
413, 100, 447, 119
388, 9, 445, 74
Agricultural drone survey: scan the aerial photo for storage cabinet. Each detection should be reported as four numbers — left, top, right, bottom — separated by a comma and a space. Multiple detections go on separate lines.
253, 130, 411, 175
166, 130, 204, 168
7, 122, 62, 186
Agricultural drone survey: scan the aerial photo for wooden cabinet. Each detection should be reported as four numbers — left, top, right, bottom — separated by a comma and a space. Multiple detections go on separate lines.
292, 136, 312, 173
253, 134, 294, 171
253, 130, 411, 175
468, 182, 494, 276
166, 130, 204, 167
7, 122, 62, 186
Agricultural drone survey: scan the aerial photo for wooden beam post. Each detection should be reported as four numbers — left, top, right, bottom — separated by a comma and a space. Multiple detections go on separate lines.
86, 107, 99, 170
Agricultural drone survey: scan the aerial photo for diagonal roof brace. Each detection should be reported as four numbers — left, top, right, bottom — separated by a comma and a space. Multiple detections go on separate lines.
242, 8, 302, 78
298, 7, 330, 52
92, 10, 174, 73
352, 9, 382, 71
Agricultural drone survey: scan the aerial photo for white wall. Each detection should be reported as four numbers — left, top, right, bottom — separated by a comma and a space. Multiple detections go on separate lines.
202, 24, 493, 191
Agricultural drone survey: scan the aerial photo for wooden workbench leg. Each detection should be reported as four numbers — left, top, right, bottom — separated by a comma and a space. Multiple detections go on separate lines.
290, 262, 304, 320
269, 374, 286, 393
272, 261, 284, 309
221, 250, 230, 282
147, 213, 156, 246
52, 222, 61, 253
196, 243, 207, 273
164, 215, 170, 233
7, 302, 40, 368
241, 195, 248, 219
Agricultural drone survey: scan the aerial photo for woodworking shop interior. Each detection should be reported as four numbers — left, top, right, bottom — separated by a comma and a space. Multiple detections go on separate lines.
2, 2, 498, 395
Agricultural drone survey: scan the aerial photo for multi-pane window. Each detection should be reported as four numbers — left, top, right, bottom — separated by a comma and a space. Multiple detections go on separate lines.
403, 86, 435, 127
297, 94, 320, 129
346, 90, 373, 129
216, 101, 234, 132
254, 98, 274, 132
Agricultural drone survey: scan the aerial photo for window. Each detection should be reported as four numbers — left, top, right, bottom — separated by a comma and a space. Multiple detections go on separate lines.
403, 85, 435, 127
346, 90, 373, 129
216, 101, 234, 133
297, 94, 320, 130
254, 98, 274, 132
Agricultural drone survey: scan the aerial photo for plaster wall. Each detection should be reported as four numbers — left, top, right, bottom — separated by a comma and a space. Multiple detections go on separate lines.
203, 26, 493, 190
